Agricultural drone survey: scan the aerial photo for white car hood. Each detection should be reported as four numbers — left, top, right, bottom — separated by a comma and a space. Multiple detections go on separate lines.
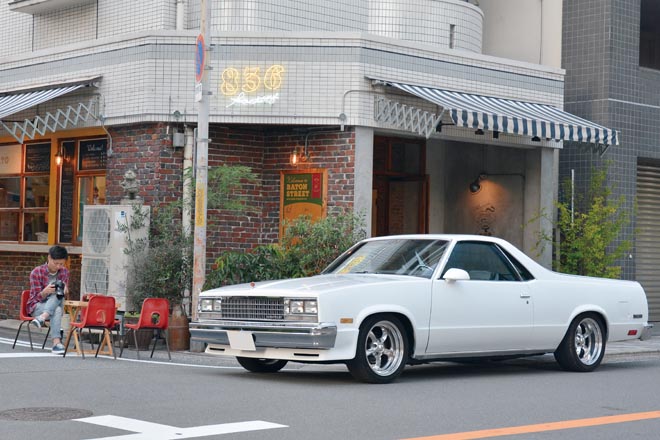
201, 273, 418, 298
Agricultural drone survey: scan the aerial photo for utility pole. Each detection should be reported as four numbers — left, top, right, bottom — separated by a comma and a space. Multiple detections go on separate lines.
192, 0, 211, 321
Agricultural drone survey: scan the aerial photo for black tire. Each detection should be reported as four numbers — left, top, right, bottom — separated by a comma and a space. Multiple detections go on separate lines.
554, 313, 606, 372
236, 357, 288, 373
346, 315, 408, 384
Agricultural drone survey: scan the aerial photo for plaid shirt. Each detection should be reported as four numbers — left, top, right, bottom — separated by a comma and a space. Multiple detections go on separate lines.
27, 263, 70, 315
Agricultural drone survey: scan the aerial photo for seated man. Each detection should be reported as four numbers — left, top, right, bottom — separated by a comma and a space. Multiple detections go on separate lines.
27, 245, 70, 354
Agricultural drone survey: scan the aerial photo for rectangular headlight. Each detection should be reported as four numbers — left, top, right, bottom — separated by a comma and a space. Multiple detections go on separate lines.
284, 298, 318, 315
200, 299, 213, 312
304, 301, 318, 314
213, 299, 222, 311
290, 300, 304, 314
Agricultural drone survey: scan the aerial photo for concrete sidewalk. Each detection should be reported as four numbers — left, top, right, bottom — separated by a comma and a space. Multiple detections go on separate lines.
2, 318, 658, 360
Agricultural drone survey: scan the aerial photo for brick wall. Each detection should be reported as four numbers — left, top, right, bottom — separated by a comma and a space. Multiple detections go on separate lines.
0, 253, 81, 320
107, 122, 182, 207
106, 123, 356, 265
207, 126, 356, 260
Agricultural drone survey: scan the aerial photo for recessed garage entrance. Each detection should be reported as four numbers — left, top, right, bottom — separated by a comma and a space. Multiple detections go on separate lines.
636, 161, 660, 321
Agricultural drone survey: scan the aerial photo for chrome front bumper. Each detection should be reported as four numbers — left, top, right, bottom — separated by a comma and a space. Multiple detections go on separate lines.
189, 320, 337, 349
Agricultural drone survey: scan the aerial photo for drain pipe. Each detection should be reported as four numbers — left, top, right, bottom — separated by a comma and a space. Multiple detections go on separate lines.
176, 0, 185, 30
182, 125, 194, 314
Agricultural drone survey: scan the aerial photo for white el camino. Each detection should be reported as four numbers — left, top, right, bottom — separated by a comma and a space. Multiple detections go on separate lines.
190, 235, 652, 383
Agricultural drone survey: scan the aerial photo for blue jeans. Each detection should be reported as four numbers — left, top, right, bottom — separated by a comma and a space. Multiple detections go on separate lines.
32, 294, 63, 342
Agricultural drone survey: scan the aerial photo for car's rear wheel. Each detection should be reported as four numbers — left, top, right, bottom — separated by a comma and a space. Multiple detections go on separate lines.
236, 357, 288, 373
346, 315, 408, 384
554, 314, 606, 372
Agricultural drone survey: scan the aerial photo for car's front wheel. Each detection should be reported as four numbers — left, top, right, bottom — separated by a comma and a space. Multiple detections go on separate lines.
236, 357, 288, 373
554, 313, 606, 372
346, 315, 408, 384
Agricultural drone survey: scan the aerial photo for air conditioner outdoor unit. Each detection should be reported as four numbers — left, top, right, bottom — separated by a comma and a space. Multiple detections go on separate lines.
80, 204, 150, 312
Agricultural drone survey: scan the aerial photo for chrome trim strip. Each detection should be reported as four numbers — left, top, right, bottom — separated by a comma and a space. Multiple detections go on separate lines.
414, 348, 553, 361
192, 319, 331, 330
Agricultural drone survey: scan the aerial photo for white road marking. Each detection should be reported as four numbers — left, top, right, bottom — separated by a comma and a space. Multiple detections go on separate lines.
0, 336, 44, 348
75, 415, 287, 439
1, 337, 242, 369
0, 352, 55, 358
110, 356, 242, 369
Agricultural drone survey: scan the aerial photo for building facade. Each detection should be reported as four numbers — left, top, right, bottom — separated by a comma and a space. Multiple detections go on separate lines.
558, 0, 660, 320
0, 0, 615, 317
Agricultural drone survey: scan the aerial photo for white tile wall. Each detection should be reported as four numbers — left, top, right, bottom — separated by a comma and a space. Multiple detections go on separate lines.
33, 3, 98, 51
0, 0, 564, 143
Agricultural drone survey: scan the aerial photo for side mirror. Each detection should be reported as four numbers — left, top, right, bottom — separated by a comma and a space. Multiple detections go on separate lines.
443, 268, 470, 283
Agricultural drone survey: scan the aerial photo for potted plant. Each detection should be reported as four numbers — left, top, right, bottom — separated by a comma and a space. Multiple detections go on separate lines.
121, 165, 257, 350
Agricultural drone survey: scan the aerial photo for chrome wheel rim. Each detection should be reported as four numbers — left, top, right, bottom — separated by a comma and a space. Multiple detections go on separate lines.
574, 317, 603, 366
364, 320, 405, 376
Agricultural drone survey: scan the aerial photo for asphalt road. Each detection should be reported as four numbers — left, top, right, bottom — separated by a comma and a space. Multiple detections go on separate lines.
2, 327, 660, 440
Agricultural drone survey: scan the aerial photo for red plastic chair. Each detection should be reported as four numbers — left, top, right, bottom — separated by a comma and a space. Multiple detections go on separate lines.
119, 298, 171, 360
81, 293, 122, 347
12, 290, 50, 350
63, 295, 117, 359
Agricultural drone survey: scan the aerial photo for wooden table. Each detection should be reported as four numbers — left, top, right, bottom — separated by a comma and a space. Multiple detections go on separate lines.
63, 299, 117, 357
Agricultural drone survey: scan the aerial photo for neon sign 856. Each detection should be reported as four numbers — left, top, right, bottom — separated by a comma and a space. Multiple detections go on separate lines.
220, 65, 285, 96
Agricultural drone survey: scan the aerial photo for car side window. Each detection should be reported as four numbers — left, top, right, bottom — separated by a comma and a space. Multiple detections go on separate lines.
498, 247, 535, 281
442, 241, 520, 281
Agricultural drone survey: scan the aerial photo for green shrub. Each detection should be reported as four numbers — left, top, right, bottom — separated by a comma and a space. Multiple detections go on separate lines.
533, 166, 631, 278
205, 211, 366, 288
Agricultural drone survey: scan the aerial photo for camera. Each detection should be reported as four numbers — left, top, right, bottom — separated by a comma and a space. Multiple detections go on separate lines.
53, 280, 65, 299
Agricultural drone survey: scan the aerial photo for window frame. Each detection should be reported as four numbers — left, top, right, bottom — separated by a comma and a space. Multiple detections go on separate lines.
640, 0, 660, 70
0, 141, 51, 244
57, 137, 107, 245
0, 138, 109, 246
441, 240, 524, 282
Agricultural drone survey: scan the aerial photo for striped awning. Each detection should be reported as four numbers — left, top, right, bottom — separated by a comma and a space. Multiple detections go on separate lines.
385, 81, 619, 146
0, 77, 100, 143
0, 84, 85, 119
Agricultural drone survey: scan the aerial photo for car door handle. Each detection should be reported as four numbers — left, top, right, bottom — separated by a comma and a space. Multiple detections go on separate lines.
520, 293, 531, 299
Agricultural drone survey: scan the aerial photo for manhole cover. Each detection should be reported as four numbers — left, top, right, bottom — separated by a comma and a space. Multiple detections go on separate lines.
0, 407, 93, 421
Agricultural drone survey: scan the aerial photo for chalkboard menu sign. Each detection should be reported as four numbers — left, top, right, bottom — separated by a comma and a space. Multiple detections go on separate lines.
59, 141, 75, 243
79, 139, 107, 171
25, 143, 51, 173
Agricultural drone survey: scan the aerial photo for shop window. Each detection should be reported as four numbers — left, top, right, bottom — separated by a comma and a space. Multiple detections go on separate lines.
0, 142, 50, 242
0, 138, 107, 244
640, 0, 660, 70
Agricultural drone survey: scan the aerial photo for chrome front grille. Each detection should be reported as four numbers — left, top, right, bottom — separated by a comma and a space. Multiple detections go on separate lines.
221, 296, 284, 321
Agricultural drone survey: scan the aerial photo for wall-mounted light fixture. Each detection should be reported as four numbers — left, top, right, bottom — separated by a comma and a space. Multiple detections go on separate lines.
289, 127, 341, 166
289, 145, 308, 166
469, 171, 487, 194
55, 148, 63, 166
469, 171, 526, 194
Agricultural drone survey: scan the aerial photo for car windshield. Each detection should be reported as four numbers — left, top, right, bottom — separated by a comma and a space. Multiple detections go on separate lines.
324, 239, 449, 278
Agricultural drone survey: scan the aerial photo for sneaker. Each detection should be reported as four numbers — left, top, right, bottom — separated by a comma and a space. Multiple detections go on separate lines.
51, 343, 65, 354
30, 318, 43, 328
